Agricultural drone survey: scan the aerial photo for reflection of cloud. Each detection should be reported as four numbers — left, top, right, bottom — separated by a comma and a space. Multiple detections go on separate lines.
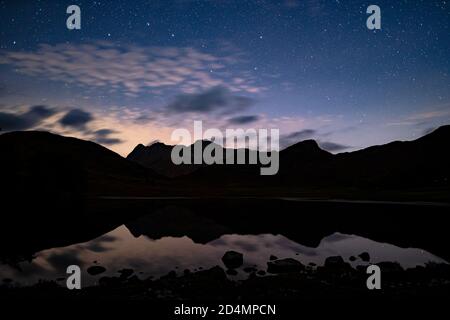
272, 236, 317, 256
46, 250, 84, 270
82, 234, 118, 253
84, 243, 110, 253
95, 234, 118, 243
0, 42, 263, 96
59, 109, 93, 128
209, 234, 318, 257
230, 239, 259, 252
0, 105, 55, 131
165, 86, 254, 114
322, 233, 353, 243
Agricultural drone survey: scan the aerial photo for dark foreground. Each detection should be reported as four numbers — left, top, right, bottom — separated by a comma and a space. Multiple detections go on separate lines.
1, 198, 450, 304
2, 254, 449, 301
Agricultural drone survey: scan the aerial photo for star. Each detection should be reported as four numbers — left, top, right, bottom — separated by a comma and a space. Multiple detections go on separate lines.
0, 0, 448, 157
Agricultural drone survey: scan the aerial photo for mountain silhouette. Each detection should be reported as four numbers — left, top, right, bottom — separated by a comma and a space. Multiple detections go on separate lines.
282, 139, 332, 161
127, 140, 210, 178
1, 125, 449, 200
328, 125, 450, 189
0, 131, 161, 197
175, 125, 450, 194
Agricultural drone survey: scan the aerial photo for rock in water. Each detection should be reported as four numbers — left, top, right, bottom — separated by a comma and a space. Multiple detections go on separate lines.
87, 266, 106, 276
257, 270, 266, 276
243, 267, 257, 273
377, 261, 404, 273
358, 252, 370, 262
226, 269, 238, 276
267, 258, 305, 274
324, 256, 352, 271
118, 268, 134, 279
222, 251, 244, 269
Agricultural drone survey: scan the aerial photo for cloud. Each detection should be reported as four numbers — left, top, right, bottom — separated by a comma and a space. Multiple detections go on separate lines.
319, 141, 350, 152
92, 128, 124, 145
134, 114, 155, 124
422, 127, 437, 136
0, 105, 55, 131
280, 129, 317, 148
94, 128, 116, 136
407, 109, 450, 122
0, 42, 263, 96
27, 105, 54, 118
387, 106, 450, 127
0, 113, 28, 131
165, 85, 254, 114
283, 0, 300, 8
59, 109, 93, 128
285, 129, 316, 140
227, 115, 260, 125
306, 0, 325, 17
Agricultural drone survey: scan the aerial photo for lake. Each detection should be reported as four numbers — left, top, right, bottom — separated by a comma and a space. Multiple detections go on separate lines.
1, 198, 448, 287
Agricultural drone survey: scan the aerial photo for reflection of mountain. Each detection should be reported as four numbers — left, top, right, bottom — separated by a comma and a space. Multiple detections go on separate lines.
122, 199, 450, 262
2, 224, 444, 287
2, 199, 449, 266
126, 205, 232, 243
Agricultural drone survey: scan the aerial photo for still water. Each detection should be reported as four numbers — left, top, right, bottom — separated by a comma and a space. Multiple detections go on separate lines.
0, 220, 445, 286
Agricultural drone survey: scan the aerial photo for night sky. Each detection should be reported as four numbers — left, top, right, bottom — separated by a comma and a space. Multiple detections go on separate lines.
0, 0, 449, 155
